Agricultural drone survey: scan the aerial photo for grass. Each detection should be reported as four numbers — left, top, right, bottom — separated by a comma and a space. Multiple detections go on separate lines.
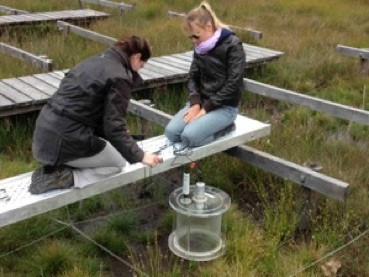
0, 0, 369, 275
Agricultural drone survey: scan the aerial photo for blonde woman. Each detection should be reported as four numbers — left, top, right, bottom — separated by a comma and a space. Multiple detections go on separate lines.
165, 1, 245, 150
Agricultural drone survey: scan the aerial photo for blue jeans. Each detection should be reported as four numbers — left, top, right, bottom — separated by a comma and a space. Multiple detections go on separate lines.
165, 103, 238, 147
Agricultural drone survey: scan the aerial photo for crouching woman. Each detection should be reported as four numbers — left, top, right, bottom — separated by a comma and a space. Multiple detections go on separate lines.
30, 35, 162, 194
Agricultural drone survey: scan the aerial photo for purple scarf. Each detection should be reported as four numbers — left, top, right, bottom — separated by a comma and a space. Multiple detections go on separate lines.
194, 28, 222, 54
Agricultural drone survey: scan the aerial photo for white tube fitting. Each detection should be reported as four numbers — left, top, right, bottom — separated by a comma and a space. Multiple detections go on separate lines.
193, 182, 207, 210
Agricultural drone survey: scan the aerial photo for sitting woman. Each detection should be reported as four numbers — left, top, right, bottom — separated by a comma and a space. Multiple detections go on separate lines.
165, 1, 245, 150
30, 35, 162, 194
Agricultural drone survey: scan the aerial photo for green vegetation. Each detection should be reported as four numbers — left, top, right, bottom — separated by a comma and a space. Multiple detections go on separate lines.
0, 0, 369, 275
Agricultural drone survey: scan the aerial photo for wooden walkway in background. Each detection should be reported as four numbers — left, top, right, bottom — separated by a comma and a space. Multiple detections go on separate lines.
0, 44, 284, 117
0, 9, 109, 29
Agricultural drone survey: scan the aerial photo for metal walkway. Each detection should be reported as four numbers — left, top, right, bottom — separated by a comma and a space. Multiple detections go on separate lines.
0, 114, 270, 227
0, 44, 284, 118
0, 9, 109, 28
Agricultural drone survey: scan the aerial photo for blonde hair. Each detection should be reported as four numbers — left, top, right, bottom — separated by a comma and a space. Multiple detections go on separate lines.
183, 1, 228, 33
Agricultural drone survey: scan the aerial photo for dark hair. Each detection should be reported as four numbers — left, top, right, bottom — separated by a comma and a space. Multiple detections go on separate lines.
115, 36, 152, 62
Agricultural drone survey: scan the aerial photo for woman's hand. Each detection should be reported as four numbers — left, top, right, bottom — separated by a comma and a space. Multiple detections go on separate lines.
141, 152, 163, 168
183, 104, 206, 123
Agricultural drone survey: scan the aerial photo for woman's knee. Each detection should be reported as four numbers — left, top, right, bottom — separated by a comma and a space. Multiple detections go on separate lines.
180, 128, 200, 147
165, 125, 180, 142
115, 160, 126, 168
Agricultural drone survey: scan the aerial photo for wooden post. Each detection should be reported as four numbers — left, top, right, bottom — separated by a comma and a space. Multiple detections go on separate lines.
62, 24, 70, 37
298, 162, 322, 233
3, 116, 12, 130
78, 0, 84, 9
360, 57, 369, 75
138, 99, 153, 138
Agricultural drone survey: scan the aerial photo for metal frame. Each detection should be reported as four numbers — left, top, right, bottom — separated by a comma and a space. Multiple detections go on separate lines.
0, 115, 270, 227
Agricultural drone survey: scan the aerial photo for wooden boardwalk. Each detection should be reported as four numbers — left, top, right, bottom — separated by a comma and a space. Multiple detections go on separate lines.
0, 9, 109, 29
0, 44, 284, 118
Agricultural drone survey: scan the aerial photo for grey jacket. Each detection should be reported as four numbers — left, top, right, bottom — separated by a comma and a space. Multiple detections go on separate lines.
188, 28, 245, 112
32, 47, 145, 165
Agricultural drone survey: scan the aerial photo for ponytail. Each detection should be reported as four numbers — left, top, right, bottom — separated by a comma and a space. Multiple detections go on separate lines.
184, 1, 228, 33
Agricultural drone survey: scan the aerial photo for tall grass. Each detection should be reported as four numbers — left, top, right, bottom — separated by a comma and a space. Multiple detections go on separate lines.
1, 0, 369, 275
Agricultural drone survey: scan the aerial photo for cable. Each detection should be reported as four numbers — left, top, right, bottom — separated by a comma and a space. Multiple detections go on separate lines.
289, 226, 369, 277
53, 219, 149, 277
73, 203, 159, 226
0, 226, 70, 259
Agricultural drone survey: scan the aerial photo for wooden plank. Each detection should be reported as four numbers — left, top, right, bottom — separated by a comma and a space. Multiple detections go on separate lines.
244, 43, 283, 56
0, 104, 46, 117
67, 10, 101, 18
0, 94, 14, 106
181, 51, 193, 58
135, 71, 152, 81
21, 13, 57, 22
56, 20, 117, 46
0, 5, 29, 15
229, 25, 263, 40
35, 10, 82, 19
171, 53, 193, 62
0, 81, 32, 104
33, 73, 62, 88
0, 42, 52, 72
153, 55, 192, 67
244, 50, 267, 59
336, 44, 369, 60
30, 12, 63, 20
0, 114, 269, 227
0, 15, 29, 23
13, 13, 46, 22
225, 146, 348, 202
49, 71, 66, 79
0, 9, 109, 27
17, 76, 57, 96
137, 75, 189, 89
147, 60, 188, 74
128, 99, 172, 126
50, 11, 87, 20
143, 62, 184, 76
48, 72, 64, 80
138, 67, 166, 79
74, 9, 109, 18
244, 78, 369, 126
2, 78, 49, 100
151, 56, 191, 71
79, 0, 133, 11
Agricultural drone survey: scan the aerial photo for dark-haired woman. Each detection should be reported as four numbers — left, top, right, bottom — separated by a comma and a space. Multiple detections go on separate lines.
30, 36, 162, 194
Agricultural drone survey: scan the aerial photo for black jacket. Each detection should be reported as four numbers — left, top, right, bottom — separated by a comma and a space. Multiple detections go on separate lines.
32, 47, 145, 165
188, 28, 245, 112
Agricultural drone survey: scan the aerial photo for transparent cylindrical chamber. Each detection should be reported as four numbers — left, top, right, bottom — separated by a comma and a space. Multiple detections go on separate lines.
168, 183, 231, 261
